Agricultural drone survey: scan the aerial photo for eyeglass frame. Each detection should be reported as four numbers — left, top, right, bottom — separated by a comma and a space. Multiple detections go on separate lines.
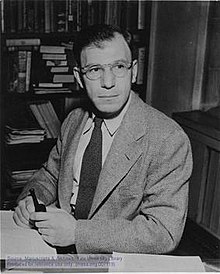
79, 60, 133, 81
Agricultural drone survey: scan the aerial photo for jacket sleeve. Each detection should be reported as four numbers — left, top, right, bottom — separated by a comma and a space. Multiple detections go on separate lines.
75, 129, 192, 254
17, 113, 72, 205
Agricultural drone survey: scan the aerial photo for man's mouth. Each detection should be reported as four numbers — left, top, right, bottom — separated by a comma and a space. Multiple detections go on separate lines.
98, 94, 118, 98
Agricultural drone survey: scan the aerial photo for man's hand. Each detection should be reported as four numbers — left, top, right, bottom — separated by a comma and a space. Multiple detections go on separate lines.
13, 196, 36, 228
30, 207, 77, 247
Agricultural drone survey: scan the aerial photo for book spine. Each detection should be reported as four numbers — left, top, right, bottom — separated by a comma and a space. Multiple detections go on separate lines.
29, 103, 53, 139
65, 0, 68, 32
42, 54, 67, 60
138, 0, 146, 30
68, 0, 77, 31
38, 0, 45, 33
50, 0, 55, 33
45, 101, 61, 137
17, 51, 27, 93
40, 102, 57, 138
51, 67, 69, 73
53, 74, 75, 83
34, 0, 39, 32
26, 0, 35, 32
7, 51, 18, 93
1, 0, 5, 33
25, 51, 32, 92
136, 47, 146, 85
6, 38, 41, 47
17, 0, 23, 32
9, 0, 17, 33
56, 0, 66, 32
44, 0, 50, 33
22, 0, 27, 31
40, 45, 65, 54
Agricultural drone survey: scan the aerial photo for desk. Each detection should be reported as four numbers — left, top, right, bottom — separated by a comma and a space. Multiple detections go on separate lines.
1, 211, 219, 273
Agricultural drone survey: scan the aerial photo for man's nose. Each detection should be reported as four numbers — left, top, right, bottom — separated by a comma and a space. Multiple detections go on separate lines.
100, 68, 116, 89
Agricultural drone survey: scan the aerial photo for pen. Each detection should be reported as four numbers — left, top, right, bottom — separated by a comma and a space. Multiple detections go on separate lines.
29, 188, 46, 212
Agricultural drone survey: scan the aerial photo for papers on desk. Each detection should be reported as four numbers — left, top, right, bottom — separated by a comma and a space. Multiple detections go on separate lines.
0, 210, 56, 259
109, 252, 205, 272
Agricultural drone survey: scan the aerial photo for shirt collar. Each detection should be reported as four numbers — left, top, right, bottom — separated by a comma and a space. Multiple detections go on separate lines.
83, 93, 131, 136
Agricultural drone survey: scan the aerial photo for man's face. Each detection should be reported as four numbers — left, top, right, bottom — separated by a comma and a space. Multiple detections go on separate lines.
79, 34, 137, 118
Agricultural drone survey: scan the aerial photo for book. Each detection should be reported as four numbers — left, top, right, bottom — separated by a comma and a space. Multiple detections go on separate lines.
46, 60, 68, 67
38, 101, 61, 138
6, 38, 41, 47
1, 210, 56, 259
17, 0, 23, 32
34, 87, 72, 94
53, 74, 75, 83
30, 101, 61, 138
7, 51, 19, 93
1, 0, 5, 33
42, 54, 67, 60
138, 0, 147, 30
29, 103, 53, 138
25, 51, 32, 92
38, 83, 63, 88
17, 50, 27, 93
44, 0, 51, 33
136, 47, 146, 85
44, 101, 61, 137
26, 0, 35, 32
55, 0, 68, 32
51, 67, 69, 73
40, 45, 66, 54
68, 0, 78, 31
9, 0, 17, 33
5, 125, 45, 145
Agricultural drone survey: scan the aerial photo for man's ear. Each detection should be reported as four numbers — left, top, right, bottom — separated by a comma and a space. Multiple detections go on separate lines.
131, 59, 138, 84
73, 67, 84, 88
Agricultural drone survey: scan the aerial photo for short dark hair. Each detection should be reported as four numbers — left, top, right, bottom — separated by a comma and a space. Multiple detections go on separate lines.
73, 24, 134, 66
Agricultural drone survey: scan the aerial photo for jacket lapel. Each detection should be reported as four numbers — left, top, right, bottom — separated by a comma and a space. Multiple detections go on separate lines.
59, 111, 89, 212
89, 92, 147, 218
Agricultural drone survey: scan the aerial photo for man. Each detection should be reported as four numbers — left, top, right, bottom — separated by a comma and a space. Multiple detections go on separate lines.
13, 24, 192, 254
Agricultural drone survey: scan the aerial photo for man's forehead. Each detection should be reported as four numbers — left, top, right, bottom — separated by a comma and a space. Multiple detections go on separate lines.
80, 33, 131, 65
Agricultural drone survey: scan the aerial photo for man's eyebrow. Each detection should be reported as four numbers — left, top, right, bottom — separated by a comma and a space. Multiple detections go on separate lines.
82, 59, 129, 68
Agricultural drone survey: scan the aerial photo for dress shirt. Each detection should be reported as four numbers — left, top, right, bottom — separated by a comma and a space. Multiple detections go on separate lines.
70, 95, 131, 211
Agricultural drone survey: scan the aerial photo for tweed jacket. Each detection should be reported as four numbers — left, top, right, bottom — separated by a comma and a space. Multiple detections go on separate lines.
19, 91, 192, 254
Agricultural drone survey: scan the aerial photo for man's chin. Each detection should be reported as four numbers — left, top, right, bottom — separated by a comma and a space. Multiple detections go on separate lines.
95, 105, 123, 119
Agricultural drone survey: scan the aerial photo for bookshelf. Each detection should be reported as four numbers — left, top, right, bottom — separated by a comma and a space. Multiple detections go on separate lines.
0, 0, 152, 209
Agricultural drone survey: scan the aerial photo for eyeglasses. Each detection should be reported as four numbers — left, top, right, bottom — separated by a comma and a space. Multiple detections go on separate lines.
80, 61, 133, 80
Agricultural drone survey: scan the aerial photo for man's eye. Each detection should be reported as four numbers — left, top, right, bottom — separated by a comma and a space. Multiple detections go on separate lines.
90, 67, 101, 73
115, 64, 126, 69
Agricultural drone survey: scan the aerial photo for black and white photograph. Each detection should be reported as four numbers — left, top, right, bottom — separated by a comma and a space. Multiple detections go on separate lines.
0, 0, 219, 273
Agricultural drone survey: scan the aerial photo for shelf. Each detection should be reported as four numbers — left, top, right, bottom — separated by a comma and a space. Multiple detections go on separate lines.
2, 91, 85, 100
1, 32, 77, 45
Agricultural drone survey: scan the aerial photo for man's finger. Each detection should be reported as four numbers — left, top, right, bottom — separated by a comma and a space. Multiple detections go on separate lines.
35, 220, 51, 228
13, 211, 30, 228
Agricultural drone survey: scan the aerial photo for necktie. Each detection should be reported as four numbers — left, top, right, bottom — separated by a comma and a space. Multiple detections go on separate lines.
74, 117, 103, 219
